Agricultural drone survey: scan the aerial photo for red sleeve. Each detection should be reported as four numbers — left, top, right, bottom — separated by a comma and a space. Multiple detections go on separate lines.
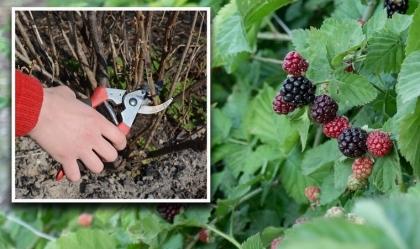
15, 70, 44, 137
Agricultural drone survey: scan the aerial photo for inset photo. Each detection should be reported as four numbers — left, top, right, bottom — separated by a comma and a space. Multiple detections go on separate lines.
12, 8, 210, 202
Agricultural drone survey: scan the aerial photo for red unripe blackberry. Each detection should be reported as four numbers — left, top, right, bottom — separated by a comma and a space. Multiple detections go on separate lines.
352, 157, 374, 181
280, 76, 316, 106
305, 186, 320, 203
157, 203, 185, 223
77, 213, 93, 227
271, 237, 283, 249
310, 94, 339, 124
338, 127, 368, 158
384, 0, 409, 18
366, 131, 393, 157
282, 51, 309, 76
199, 228, 210, 243
272, 92, 297, 115
323, 116, 351, 138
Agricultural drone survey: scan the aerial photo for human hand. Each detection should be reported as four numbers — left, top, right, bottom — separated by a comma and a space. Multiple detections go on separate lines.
28, 86, 127, 182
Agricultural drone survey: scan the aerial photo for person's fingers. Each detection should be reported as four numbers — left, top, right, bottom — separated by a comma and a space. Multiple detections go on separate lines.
93, 138, 119, 162
61, 160, 81, 182
79, 151, 104, 174
98, 115, 127, 150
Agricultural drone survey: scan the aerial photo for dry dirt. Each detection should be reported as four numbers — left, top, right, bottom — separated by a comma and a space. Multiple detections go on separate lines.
13, 10, 208, 200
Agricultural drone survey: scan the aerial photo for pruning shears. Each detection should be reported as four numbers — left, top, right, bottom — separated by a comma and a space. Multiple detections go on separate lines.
55, 82, 172, 181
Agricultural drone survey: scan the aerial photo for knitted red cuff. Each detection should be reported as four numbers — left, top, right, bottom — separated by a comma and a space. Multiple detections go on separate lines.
15, 70, 44, 137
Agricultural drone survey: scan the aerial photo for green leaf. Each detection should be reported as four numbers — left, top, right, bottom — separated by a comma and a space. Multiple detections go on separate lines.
302, 140, 339, 176
291, 29, 311, 59
237, 0, 297, 28
130, 216, 171, 246
329, 72, 378, 108
216, 12, 251, 59
280, 147, 317, 203
331, 0, 365, 20
212, 1, 238, 68
281, 239, 378, 249
385, 12, 412, 34
211, 108, 232, 147
290, 106, 311, 151
223, 143, 253, 177
320, 18, 365, 67
406, 5, 420, 55
353, 195, 420, 249
395, 51, 420, 104
51, 230, 117, 249
244, 84, 298, 152
161, 234, 183, 249
261, 226, 284, 248
241, 233, 264, 249
399, 99, 420, 174
372, 146, 401, 193
243, 144, 284, 174
0, 229, 14, 249
177, 205, 212, 227
281, 218, 397, 249
363, 28, 404, 73
306, 29, 334, 83
363, 9, 388, 39
334, 159, 352, 189
320, 171, 347, 205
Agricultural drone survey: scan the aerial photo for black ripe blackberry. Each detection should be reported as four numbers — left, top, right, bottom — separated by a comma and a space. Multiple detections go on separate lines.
280, 76, 316, 106
384, 0, 409, 18
338, 127, 368, 158
157, 203, 185, 223
310, 94, 338, 124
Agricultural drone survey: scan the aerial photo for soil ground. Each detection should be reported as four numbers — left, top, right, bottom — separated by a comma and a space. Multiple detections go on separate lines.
13, 10, 208, 200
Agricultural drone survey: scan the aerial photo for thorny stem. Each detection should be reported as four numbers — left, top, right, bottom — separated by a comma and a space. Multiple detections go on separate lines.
228, 138, 248, 146
205, 225, 241, 248
251, 55, 283, 65
362, 0, 378, 23
5, 214, 57, 242
313, 126, 323, 148
257, 32, 292, 42
272, 14, 293, 37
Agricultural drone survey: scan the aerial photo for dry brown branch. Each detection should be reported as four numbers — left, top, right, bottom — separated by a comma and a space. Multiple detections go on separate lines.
52, 12, 77, 59
87, 11, 108, 87
67, 11, 98, 91
155, 11, 179, 81
16, 12, 44, 68
144, 11, 197, 148
27, 11, 55, 76
16, 50, 65, 86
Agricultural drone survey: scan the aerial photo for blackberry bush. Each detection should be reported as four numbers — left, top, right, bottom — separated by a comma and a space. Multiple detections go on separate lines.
338, 127, 368, 158
282, 51, 309, 76
310, 94, 339, 124
323, 116, 351, 138
366, 130, 393, 157
280, 76, 316, 105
